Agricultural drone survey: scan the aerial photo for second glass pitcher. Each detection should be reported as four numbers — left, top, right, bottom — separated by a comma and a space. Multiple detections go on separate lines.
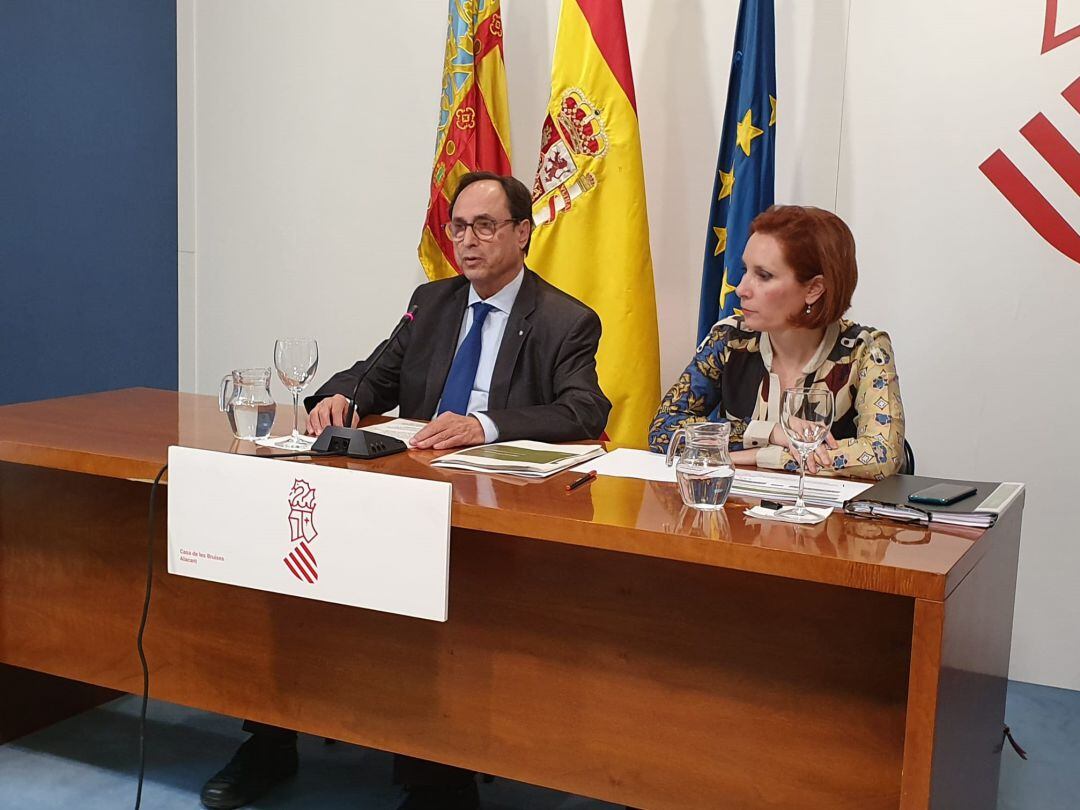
219, 367, 276, 440
664, 421, 735, 511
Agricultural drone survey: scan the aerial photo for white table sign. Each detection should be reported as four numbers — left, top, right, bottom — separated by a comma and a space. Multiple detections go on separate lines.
167, 446, 452, 621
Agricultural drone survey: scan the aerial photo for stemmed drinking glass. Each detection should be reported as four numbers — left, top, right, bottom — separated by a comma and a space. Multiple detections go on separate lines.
778, 386, 835, 517
274, 338, 319, 450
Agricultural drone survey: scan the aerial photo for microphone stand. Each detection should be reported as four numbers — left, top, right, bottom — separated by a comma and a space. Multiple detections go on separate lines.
310, 306, 417, 459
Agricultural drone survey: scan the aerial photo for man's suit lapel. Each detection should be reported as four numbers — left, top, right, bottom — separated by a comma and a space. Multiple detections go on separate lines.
421, 280, 470, 416
488, 269, 537, 411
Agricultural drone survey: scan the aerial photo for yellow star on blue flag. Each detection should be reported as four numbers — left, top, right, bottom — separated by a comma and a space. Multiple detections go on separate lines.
736, 109, 764, 156
718, 267, 737, 308
698, 0, 776, 341
712, 227, 728, 256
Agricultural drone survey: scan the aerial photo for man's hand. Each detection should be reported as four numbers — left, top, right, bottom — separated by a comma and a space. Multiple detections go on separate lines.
769, 422, 838, 474
410, 413, 486, 450
305, 394, 360, 436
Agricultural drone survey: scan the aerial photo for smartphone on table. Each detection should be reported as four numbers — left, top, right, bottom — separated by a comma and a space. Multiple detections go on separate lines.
908, 483, 977, 506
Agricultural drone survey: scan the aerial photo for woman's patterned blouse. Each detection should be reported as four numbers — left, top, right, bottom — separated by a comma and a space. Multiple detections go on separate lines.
648, 316, 905, 480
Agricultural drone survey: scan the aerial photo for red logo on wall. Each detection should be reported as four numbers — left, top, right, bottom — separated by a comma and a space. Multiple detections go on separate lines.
980, 6, 1079, 265
284, 479, 319, 583
1042, 0, 1080, 54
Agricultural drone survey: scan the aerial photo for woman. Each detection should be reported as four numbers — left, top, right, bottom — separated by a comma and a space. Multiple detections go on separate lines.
649, 205, 904, 480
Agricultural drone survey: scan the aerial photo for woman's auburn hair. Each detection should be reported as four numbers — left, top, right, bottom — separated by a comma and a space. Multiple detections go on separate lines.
749, 205, 858, 329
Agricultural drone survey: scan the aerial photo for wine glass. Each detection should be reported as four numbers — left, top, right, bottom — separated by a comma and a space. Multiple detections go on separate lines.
274, 338, 319, 450
778, 386, 835, 517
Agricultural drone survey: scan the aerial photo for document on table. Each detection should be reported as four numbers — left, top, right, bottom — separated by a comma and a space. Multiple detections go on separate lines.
733, 470, 873, 509
431, 440, 605, 478
573, 446, 676, 482
361, 419, 428, 444
573, 448, 873, 509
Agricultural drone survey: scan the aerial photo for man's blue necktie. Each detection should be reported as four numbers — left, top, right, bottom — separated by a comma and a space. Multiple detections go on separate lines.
438, 302, 494, 416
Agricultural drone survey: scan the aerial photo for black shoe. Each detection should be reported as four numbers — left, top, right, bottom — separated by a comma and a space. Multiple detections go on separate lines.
397, 780, 480, 810
199, 735, 299, 809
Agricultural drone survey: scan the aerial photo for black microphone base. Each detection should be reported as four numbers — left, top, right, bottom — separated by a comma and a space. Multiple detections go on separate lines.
310, 427, 408, 459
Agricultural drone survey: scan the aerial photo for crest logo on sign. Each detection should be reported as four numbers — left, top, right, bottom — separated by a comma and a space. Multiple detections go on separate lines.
284, 479, 320, 583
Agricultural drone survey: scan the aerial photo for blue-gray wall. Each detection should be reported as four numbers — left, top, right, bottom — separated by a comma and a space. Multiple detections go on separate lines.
0, 1, 177, 405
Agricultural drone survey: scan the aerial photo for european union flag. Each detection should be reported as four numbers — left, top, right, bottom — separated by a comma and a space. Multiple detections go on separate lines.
697, 0, 776, 343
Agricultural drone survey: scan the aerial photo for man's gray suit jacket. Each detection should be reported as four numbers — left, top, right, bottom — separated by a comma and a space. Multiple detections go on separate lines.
305, 268, 612, 442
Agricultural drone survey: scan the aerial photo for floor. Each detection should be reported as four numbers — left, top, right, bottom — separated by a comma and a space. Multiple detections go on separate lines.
0, 680, 1074, 809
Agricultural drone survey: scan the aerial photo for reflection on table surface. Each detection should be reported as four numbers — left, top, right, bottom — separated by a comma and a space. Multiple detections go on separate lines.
0, 388, 983, 594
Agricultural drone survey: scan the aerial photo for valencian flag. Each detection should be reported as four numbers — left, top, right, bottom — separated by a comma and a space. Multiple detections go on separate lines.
419, 0, 512, 280
529, 0, 660, 449
698, 0, 776, 342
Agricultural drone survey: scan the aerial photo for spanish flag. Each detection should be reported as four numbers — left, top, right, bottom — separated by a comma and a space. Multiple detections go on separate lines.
419, 0, 512, 281
529, 0, 660, 449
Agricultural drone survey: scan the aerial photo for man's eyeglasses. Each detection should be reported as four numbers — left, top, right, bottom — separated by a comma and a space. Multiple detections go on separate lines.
444, 217, 519, 242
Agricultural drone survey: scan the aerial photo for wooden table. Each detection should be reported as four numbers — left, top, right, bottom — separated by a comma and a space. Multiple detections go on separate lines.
0, 389, 1022, 809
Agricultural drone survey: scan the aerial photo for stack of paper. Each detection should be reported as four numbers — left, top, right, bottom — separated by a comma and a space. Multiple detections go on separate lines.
732, 471, 872, 509
572, 448, 872, 508
843, 500, 996, 528
431, 441, 605, 478
843, 481, 1024, 528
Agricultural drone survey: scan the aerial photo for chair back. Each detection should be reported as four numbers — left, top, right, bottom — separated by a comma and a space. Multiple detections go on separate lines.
902, 438, 916, 475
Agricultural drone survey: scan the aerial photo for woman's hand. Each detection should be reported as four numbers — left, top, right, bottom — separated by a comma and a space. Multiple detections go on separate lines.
730, 448, 760, 467
769, 423, 838, 474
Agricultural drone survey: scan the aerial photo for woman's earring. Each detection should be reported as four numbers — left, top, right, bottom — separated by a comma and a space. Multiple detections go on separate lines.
805, 303, 812, 314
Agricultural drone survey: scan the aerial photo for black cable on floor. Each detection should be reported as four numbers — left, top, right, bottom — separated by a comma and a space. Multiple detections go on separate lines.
131, 448, 342, 808
134, 462, 168, 810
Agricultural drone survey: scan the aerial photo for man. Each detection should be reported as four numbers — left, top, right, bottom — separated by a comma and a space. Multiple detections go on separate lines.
199, 172, 610, 810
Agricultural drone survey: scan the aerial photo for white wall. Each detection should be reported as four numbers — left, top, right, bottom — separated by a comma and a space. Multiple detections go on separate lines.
179, 0, 850, 394
181, 0, 445, 396
837, 0, 1080, 689
179, 1, 1080, 688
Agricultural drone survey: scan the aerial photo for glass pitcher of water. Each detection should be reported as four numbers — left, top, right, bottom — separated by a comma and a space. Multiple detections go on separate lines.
219, 368, 276, 440
664, 422, 735, 511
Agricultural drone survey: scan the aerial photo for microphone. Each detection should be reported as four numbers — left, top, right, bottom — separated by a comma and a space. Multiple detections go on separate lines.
344, 305, 418, 427
310, 304, 419, 459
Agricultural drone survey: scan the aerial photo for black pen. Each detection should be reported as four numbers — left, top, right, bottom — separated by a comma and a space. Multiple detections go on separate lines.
566, 470, 597, 492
